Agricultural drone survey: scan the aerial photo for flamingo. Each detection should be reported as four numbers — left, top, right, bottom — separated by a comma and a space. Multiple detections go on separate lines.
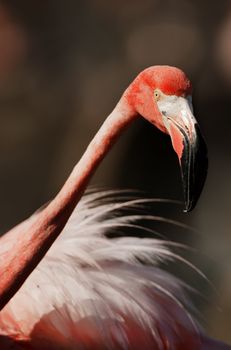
0, 65, 229, 349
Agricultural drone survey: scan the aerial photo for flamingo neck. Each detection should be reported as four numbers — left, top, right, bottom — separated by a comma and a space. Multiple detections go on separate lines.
0, 96, 137, 311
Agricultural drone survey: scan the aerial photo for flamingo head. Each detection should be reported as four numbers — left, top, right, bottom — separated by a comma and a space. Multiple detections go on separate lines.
126, 65, 208, 212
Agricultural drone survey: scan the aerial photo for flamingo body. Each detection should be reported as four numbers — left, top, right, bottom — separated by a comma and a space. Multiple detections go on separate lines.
0, 192, 229, 349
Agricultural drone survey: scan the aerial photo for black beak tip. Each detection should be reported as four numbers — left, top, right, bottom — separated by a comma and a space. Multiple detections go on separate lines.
183, 198, 198, 213
183, 202, 193, 213
181, 124, 208, 213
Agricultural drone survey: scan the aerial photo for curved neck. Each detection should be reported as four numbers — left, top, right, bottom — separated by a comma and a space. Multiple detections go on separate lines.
0, 97, 137, 311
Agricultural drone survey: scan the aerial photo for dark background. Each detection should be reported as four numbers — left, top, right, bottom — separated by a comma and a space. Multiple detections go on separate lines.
0, 0, 230, 343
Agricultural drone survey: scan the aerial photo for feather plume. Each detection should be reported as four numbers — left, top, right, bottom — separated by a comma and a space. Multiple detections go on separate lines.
0, 190, 203, 349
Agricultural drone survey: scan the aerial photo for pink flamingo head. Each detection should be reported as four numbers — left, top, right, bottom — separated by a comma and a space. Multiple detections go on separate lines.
125, 65, 208, 212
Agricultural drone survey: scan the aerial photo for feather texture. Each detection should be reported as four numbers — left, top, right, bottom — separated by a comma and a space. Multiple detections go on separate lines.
0, 191, 203, 349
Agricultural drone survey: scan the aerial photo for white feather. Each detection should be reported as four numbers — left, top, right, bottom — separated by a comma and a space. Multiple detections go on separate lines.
0, 190, 202, 349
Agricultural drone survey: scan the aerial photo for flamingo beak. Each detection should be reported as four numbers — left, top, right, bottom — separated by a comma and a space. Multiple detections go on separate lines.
159, 96, 208, 212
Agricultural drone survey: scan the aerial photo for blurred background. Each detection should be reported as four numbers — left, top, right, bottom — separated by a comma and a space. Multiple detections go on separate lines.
0, 0, 230, 343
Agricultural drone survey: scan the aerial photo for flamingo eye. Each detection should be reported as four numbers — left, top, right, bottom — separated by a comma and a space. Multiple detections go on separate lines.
154, 89, 161, 101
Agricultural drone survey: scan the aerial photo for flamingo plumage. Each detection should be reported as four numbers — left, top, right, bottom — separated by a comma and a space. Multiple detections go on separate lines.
0, 66, 229, 349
